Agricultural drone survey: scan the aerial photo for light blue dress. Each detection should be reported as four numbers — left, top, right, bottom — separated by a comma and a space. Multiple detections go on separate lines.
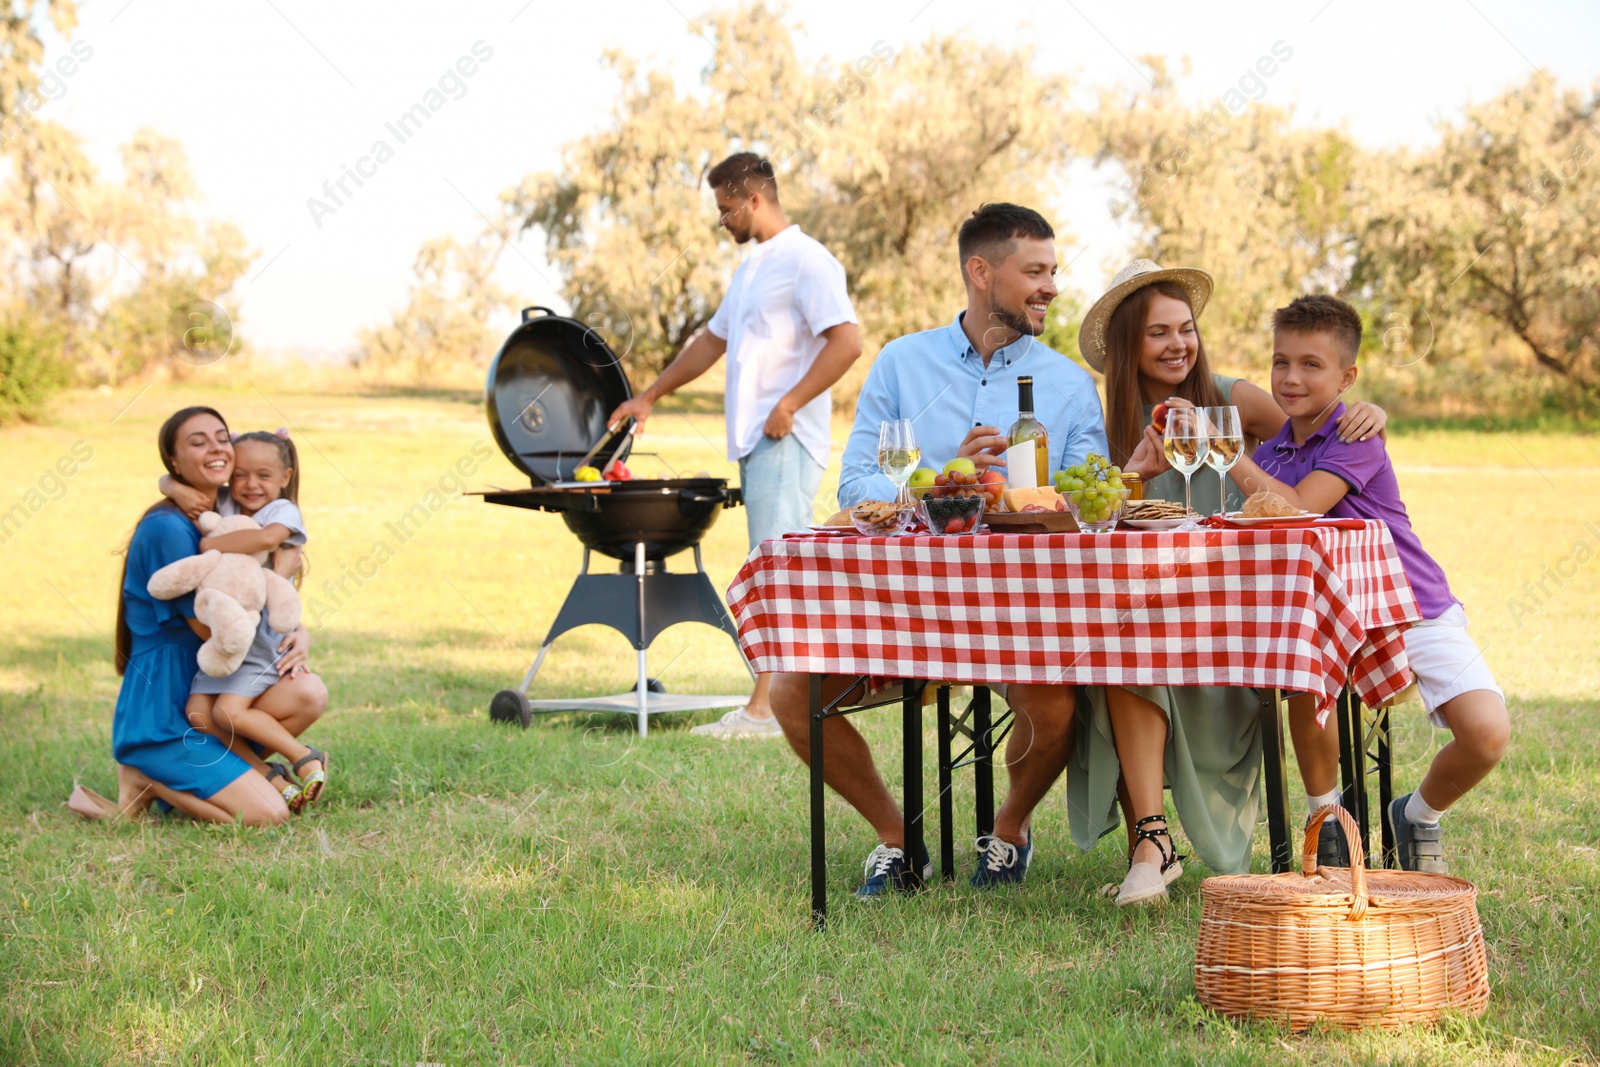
112, 507, 253, 799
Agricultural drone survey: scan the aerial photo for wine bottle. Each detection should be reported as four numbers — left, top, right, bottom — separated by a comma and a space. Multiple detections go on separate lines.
1005, 376, 1050, 489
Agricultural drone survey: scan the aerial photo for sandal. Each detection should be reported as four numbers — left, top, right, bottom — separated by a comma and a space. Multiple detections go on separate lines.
1115, 815, 1185, 907
292, 747, 328, 808
263, 761, 305, 813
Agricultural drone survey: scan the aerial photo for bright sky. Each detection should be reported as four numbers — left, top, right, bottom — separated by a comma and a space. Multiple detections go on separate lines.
33, 0, 1600, 357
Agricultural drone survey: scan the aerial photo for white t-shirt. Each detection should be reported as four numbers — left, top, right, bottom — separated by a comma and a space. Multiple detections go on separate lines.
707, 225, 856, 466
250, 498, 308, 547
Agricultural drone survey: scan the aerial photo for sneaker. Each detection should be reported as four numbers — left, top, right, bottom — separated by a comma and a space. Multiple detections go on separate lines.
1310, 810, 1351, 868
688, 707, 782, 739
855, 843, 932, 899
1387, 793, 1448, 874
970, 833, 1032, 888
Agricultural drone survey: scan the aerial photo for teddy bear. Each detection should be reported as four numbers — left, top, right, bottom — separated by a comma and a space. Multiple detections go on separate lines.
147, 511, 303, 677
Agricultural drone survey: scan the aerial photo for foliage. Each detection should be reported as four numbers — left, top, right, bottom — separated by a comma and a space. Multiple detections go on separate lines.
1353, 76, 1600, 399
1084, 55, 1362, 372
504, 2, 1077, 398
2, 123, 255, 384
1092, 63, 1600, 408
353, 233, 511, 378
0, 0, 75, 122
0, 309, 68, 423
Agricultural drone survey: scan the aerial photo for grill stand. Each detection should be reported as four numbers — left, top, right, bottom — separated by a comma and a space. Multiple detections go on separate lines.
493, 542, 754, 736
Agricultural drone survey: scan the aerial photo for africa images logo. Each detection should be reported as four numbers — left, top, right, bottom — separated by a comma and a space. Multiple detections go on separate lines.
305, 40, 495, 228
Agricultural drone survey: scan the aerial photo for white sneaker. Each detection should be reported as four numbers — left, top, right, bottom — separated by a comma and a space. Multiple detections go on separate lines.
688, 707, 783, 739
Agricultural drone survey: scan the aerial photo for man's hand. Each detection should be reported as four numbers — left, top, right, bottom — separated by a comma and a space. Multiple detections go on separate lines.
606, 396, 655, 436
956, 425, 1010, 472
276, 626, 311, 677
763, 400, 796, 439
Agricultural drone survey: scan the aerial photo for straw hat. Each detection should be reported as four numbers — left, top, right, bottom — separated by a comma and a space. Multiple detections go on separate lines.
1077, 259, 1214, 373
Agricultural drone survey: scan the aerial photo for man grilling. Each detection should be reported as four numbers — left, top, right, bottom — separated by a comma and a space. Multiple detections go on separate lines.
768, 203, 1109, 893
608, 152, 863, 738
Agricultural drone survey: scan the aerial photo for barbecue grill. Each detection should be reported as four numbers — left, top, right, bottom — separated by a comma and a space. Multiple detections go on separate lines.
478, 306, 752, 736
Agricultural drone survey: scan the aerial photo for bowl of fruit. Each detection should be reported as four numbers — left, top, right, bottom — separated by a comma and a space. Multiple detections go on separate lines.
918, 494, 985, 536
915, 458, 1005, 508
1057, 453, 1133, 534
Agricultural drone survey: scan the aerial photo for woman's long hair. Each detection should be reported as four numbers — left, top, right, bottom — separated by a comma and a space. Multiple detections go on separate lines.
114, 406, 229, 676
1102, 281, 1225, 468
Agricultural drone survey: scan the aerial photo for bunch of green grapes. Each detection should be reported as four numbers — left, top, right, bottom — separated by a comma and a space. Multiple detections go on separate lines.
1052, 453, 1128, 523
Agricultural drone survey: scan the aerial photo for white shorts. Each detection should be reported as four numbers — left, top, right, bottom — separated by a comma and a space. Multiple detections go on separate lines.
1406, 604, 1503, 728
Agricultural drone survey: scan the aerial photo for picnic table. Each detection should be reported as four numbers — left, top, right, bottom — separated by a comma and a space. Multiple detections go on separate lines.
727, 521, 1421, 926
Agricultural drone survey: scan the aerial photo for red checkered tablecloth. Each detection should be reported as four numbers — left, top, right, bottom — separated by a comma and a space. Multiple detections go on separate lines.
726, 522, 1420, 719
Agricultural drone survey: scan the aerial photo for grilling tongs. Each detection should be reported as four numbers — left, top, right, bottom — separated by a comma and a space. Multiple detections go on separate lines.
568, 415, 633, 480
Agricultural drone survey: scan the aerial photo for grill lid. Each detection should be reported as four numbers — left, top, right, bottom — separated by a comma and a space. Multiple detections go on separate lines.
486, 306, 634, 485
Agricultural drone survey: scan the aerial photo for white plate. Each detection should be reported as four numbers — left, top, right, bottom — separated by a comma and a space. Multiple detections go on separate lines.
806, 525, 853, 534
1122, 517, 1190, 531
1219, 511, 1323, 527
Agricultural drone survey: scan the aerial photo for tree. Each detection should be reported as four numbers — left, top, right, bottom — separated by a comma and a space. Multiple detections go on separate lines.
1084, 56, 1361, 372
1, 122, 254, 382
1354, 75, 1600, 396
0, 0, 75, 130
504, 2, 1078, 399
354, 233, 510, 377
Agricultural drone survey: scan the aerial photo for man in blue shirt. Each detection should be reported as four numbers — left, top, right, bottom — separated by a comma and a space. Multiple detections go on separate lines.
771, 204, 1108, 897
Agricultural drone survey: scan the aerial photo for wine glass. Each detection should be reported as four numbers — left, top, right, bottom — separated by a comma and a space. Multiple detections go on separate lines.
1162, 407, 1210, 529
877, 419, 920, 507
1201, 405, 1243, 516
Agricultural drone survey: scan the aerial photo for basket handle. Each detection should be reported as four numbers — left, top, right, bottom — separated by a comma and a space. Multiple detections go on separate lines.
1302, 803, 1369, 920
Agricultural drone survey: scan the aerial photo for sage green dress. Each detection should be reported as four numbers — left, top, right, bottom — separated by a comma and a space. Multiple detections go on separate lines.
1066, 374, 1266, 875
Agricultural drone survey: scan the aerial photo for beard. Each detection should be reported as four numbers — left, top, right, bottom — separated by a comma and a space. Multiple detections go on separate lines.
986, 293, 1044, 338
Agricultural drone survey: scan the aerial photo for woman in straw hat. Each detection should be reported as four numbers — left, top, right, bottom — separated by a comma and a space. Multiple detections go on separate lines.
1067, 260, 1386, 905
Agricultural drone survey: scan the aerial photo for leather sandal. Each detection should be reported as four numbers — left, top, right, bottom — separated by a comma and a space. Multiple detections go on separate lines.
1115, 815, 1185, 907
292, 747, 328, 809
263, 762, 305, 813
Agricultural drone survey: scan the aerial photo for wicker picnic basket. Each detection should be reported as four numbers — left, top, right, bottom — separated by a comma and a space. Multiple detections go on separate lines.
1194, 805, 1488, 1030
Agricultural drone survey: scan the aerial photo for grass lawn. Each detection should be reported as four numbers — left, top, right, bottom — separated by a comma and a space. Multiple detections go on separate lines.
2, 381, 1598, 1065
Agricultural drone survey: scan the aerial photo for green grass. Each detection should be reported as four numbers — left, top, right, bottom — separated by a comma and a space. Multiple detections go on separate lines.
2, 382, 1599, 1065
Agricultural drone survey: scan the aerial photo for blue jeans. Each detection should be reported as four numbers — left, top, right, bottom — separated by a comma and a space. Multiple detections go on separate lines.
738, 434, 825, 547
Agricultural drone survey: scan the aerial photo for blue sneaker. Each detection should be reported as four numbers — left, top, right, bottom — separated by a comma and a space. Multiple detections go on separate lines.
855, 843, 931, 899
970, 833, 1032, 888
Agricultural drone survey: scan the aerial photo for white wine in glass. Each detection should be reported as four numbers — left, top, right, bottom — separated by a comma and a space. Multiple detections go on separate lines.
878, 446, 922, 483
1162, 407, 1210, 528
878, 419, 920, 505
1201, 405, 1243, 515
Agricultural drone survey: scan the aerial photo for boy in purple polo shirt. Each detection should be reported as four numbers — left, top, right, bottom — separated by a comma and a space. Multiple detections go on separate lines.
1224, 295, 1509, 874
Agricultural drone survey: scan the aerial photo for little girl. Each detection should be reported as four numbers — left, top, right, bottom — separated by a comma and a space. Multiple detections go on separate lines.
162, 429, 328, 812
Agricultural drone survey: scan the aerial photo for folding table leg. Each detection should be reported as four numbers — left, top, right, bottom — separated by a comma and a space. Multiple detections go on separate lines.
1336, 688, 1371, 859
936, 686, 955, 882
903, 680, 925, 890
972, 686, 995, 840
809, 673, 826, 931
1374, 702, 1396, 869
1258, 689, 1292, 873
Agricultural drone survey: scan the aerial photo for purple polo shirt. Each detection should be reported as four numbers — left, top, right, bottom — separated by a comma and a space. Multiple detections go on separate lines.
1253, 403, 1459, 619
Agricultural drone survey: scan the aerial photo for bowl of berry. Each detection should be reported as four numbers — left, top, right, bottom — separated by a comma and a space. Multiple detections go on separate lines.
917, 494, 985, 535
